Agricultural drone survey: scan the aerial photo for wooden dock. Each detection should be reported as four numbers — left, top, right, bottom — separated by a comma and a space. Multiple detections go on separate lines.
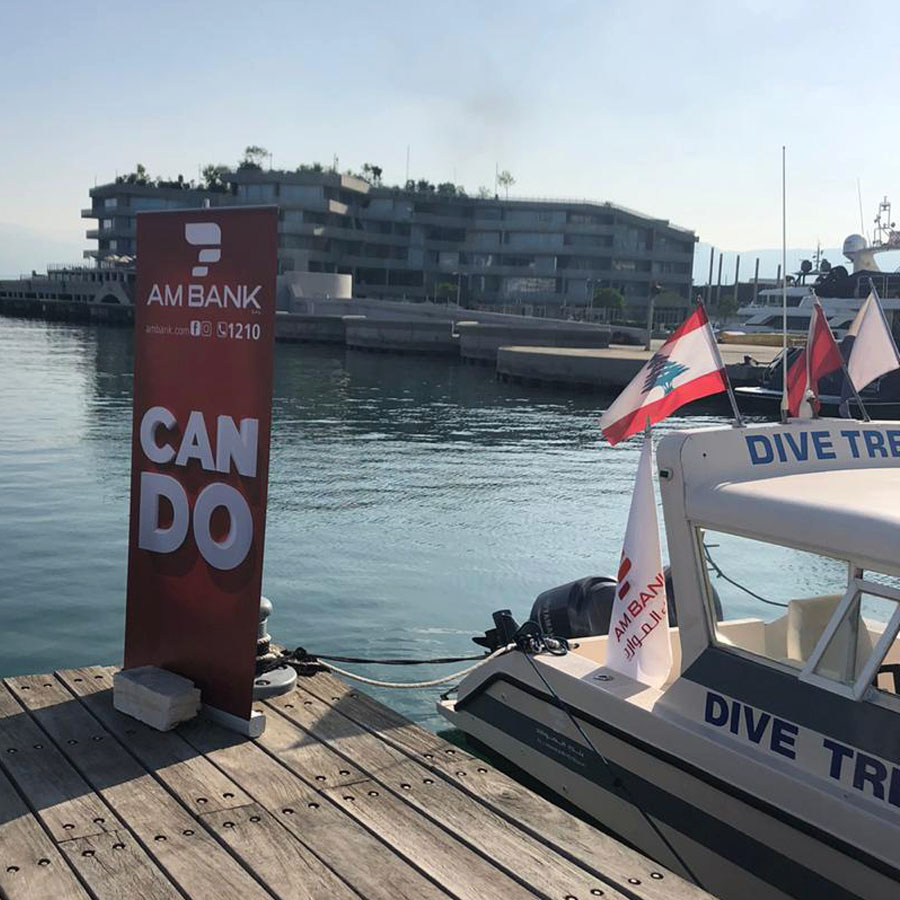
0, 665, 712, 900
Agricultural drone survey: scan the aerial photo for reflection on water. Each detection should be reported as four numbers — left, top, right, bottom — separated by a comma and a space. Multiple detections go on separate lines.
0, 318, 738, 727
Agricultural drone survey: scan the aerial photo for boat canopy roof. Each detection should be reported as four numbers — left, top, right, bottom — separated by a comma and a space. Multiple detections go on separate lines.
688, 467, 900, 571
658, 421, 900, 576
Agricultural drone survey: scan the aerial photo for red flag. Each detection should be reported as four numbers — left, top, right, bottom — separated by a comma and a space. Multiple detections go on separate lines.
786, 301, 843, 417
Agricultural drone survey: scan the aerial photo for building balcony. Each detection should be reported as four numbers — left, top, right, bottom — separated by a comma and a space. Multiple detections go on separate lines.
81, 208, 97, 218
85, 229, 99, 240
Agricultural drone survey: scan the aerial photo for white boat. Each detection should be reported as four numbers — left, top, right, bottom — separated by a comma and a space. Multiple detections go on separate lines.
735, 198, 900, 339
439, 420, 900, 900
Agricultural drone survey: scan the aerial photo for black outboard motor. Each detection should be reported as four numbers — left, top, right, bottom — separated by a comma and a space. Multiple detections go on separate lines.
530, 576, 618, 639
529, 567, 723, 640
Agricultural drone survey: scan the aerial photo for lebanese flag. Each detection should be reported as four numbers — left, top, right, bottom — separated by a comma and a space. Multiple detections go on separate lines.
599, 303, 727, 445
786, 300, 843, 418
606, 434, 672, 688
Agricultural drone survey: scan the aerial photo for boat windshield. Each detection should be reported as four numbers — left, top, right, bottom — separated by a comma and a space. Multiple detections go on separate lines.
699, 528, 900, 704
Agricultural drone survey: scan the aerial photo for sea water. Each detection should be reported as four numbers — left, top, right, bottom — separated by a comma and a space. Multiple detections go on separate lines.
0, 316, 774, 728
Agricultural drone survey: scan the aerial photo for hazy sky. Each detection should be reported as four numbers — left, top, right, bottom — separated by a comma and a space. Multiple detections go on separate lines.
2, 0, 898, 274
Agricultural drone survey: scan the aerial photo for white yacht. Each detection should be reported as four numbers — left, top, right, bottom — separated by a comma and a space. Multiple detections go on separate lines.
440, 420, 900, 900
735, 198, 900, 338
0, 261, 134, 320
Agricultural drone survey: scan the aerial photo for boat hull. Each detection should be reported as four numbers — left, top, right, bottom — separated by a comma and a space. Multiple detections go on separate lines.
439, 655, 900, 900
734, 386, 900, 420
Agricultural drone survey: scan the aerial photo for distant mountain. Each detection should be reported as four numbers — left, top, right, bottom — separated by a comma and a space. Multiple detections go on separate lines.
0, 223, 83, 279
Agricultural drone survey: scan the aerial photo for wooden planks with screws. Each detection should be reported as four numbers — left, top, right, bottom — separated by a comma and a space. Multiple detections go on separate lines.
0, 765, 90, 900
58, 665, 361, 900
299, 669, 707, 900
181, 712, 453, 900
6, 672, 271, 900
267, 684, 632, 900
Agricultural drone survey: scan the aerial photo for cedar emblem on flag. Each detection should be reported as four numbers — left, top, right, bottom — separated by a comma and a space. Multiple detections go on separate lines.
599, 303, 728, 445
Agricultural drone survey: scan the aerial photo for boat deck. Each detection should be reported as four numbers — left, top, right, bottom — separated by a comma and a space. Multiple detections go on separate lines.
0, 665, 711, 900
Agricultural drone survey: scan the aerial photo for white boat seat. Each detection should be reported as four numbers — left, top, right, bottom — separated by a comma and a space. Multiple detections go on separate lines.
785, 594, 842, 663
786, 594, 878, 684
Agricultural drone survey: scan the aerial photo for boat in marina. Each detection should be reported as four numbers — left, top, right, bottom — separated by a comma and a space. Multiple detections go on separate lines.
734, 346, 900, 419
0, 260, 135, 321
735, 198, 900, 339
439, 419, 900, 900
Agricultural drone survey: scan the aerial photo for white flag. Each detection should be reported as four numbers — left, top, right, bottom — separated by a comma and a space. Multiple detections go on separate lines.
606, 434, 672, 688
846, 291, 900, 393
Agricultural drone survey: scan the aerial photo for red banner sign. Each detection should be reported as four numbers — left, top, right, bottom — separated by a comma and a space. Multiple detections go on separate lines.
124, 206, 278, 723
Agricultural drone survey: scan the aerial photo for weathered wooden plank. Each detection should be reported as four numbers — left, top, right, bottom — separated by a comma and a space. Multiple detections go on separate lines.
58, 666, 252, 816
0, 683, 184, 900
0, 683, 116, 842
58, 829, 184, 900
199, 801, 360, 900
181, 714, 452, 900
0, 766, 90, 900
257, 705, 540, 900
60, 667, 365, 900
6, 673, 272, 900
268, 687, 627, 900
300, 670, 707, 900
301, 670, 475, 761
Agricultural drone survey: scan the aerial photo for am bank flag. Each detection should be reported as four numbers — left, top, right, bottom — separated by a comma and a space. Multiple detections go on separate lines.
599, 304, 727, 445
606, 434, 672, 687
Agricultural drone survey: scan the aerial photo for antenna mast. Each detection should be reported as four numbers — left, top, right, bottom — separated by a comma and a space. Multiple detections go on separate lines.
857, 178, 865, 235
781, 147, 789, 422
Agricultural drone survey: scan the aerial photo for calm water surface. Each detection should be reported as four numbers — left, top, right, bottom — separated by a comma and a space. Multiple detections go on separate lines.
0, 317, 814, 728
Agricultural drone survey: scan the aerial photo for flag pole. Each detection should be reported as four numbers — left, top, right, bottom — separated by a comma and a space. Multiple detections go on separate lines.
838, 355, 870, 422
703, 300, 745, 427
780, 146, 789, 423
806, 304, 815, 419
710, 352, 745, 427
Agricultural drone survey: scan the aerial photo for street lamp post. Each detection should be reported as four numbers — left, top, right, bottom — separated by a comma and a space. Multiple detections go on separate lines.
644, 281, 663, 351
455, 270, 462, 307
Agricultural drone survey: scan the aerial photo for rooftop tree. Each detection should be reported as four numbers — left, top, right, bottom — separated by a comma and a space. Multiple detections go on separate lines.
238, 145, 269, 171
201, 164, 230, 192
497, 170, 515, 199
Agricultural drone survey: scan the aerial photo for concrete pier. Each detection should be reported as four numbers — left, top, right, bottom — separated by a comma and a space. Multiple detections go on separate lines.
344, 317, 471, 355
275, 312, 364, 344
496, 342, 778, 390
0, 295, 133, 324
456, 321, 611, 364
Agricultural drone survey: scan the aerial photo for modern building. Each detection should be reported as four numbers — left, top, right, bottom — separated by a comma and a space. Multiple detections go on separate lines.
82, 181, 221, 262
80, 170, 697, 318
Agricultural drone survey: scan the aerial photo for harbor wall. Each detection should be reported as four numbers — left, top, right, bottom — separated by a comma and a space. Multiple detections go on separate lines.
274, 312, 363, 344
457, 321, 611, 363
497, 345, 774, 390
0, 296, 133, 324
343, 317, 470, 355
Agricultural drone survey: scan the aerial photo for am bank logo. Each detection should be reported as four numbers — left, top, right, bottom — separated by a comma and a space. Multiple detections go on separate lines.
185, 222, 221, 277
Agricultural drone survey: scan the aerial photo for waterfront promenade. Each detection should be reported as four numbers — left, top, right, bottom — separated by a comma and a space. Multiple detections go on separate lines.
0, 665, 710, 900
